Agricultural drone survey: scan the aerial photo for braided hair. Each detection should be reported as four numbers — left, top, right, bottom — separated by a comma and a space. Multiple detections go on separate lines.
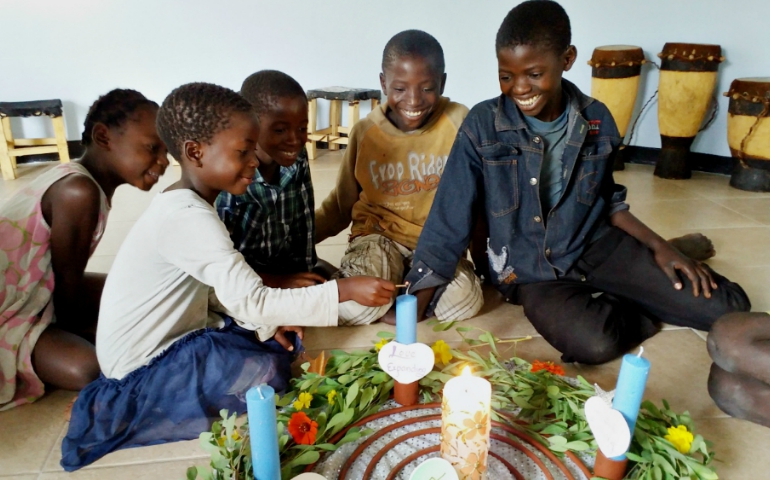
381, 30, 445, 75
81, 89, 158, 146
240, 70, 306, 117
156, 82, 254, 161
495, 0, 571, 55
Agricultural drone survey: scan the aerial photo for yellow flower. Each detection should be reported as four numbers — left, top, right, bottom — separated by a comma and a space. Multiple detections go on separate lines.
431, 340, 453, 365
216, 430, 241, 447
327, 390, 337, 404
665, 425, 694, 454
375, 338, 390, 352
293, 391, 313, 410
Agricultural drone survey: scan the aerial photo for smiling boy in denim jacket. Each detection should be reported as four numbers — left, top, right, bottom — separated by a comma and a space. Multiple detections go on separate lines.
405, 0, 750, 364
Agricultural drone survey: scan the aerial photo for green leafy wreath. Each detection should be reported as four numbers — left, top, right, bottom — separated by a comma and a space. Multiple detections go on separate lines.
187, 324, 717, 480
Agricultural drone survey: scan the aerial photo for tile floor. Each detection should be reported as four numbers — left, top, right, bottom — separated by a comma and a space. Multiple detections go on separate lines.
1, 154, 769, 479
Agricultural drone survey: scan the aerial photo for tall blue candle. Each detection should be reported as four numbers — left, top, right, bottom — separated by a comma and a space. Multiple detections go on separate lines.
246, 384, 281, 480
395, 294, 417, 344
611, 349, 651, 460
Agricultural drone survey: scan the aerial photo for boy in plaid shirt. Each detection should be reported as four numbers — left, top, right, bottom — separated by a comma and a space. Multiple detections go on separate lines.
217, 70, 324, 288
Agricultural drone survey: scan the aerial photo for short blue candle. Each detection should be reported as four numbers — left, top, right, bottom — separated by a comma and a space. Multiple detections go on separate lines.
611, 352, 651, 460
395, 294, 417, 344
246, 384, 281, 480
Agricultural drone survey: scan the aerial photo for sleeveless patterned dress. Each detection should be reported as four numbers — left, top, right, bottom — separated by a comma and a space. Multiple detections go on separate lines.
0, 163, 109, 410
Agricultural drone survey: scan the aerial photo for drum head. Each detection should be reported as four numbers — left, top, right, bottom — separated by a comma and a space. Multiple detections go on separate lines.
590, 45, 645, 66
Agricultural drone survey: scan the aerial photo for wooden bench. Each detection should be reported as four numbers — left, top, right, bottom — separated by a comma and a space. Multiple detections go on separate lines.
306, 87, 381, 160
0, 99, 70, 180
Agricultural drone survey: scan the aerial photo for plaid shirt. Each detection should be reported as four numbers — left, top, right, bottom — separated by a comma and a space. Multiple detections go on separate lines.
215, 153, 316, 274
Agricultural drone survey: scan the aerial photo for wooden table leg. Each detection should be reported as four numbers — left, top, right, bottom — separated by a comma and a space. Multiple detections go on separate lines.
51, 115, 70, 163
0, 116, 17, 180
329, 99, 341, 151
306, 98, 318, 160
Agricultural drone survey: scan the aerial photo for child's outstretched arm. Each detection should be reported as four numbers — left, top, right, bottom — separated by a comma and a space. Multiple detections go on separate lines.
405, 126, 483, 317
315, 126, 362, 243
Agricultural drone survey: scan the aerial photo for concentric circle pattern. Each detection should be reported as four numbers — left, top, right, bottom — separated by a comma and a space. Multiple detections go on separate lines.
308, 401, 594, 480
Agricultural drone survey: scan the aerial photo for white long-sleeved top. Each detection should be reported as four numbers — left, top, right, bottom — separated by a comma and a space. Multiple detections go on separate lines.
97, 189, 339, 380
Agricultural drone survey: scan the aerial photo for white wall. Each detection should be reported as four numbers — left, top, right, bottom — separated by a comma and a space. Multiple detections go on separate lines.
2, 0, 767, 156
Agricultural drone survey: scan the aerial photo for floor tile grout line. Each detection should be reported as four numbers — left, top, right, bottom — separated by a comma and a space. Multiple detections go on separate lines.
37, 421, 69, 477
705, 200, 770, 227
54, 454, 211, 473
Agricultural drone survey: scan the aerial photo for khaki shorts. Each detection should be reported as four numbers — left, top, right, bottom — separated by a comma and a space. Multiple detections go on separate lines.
335, 234, 483, 326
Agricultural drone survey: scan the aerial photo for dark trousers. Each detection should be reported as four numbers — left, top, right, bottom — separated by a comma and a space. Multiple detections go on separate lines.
511, 228, 751, 365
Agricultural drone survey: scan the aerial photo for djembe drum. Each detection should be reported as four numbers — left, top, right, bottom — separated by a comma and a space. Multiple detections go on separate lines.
725, 78, 770, 191
655, 43, 724, 179
588, 45, 647, 170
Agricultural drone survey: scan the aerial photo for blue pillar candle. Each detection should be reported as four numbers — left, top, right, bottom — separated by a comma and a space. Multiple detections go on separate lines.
611, 350, 651, 460
395, 294, 417, 344
246, 384, 281, 480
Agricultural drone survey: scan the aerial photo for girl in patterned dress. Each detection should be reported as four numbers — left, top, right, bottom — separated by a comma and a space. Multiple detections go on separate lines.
0, 89, 168, 410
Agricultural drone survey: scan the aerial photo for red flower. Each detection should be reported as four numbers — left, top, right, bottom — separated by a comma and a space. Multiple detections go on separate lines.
531, 360, 565, 376
287, 411, 318, 445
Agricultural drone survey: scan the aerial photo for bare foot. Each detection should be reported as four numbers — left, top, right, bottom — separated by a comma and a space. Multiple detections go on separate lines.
669, 233, 716, 261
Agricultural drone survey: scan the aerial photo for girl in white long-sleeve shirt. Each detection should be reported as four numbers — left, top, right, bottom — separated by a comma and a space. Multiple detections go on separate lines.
62, 83, 394, 471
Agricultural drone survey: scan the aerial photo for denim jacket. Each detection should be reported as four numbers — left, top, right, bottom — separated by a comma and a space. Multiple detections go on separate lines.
405, 80, 628, 296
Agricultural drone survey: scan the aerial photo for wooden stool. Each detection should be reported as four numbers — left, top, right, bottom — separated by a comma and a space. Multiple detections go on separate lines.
306, 87, 381, 160
0, 99, 70, 180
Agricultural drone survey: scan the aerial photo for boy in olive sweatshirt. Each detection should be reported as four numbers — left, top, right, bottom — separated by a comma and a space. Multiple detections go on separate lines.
316, 30, 483, 325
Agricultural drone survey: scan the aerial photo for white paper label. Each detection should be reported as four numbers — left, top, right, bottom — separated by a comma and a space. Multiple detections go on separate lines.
409, 457, 460, 480
290, 473, 327, 480
378, 341, 435, 384
585, 395, 631, 458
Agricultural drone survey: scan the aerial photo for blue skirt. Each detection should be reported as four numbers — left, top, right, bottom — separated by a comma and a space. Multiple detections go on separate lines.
61, 319, 301, 471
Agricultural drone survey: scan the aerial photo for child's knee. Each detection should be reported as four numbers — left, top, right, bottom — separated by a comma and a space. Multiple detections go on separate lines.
708, 362, 755, 420
338, 300, 393, 326
561, 336, 624, 365
434, 260, 484, 322
707, 312, 765, 371
64, 360, 100, 391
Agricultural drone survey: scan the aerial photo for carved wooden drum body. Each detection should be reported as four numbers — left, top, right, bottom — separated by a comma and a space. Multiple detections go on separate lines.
655, 43, 724, 179
726, 77, 770, 191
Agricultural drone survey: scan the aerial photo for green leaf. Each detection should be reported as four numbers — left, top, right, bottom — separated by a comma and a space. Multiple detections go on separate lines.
689, 462, 719, 480
625, 452, 649, 463
325, 408, 355, 434
186, 466, 199, 480
370, 372, 390, 385
432, 321, 456, 332
546, 385, 560, 397
288, 449, 320, 467
651, 453, 678, 477
548, 435, 568, 446
652, 464, 663, 480
564, 441, 590, 451
346, 380, 361, 408
540, 424, 567, 435
376, 331, 395, 338
359, 387, 374, 410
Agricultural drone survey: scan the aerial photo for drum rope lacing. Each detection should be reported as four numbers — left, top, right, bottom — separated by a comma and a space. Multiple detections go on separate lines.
734, 94, 770, 168
622, 61, 719, 148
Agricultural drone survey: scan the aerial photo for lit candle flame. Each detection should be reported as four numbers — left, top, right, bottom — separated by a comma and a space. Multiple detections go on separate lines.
461, 366, 472, 377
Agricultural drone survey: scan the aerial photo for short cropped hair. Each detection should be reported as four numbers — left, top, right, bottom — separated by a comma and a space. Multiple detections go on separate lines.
496, 0, 571, 55
82, 89, 157, 146
381, 29, 445, 74
240, 70, 307, 117
156, 82, 253, 161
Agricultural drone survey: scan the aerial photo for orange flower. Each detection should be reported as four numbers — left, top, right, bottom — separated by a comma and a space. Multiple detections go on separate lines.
531, 360, 565, 376
287, 412, 318, 445
461, 410, 489, 441
458, 450, 488, 480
